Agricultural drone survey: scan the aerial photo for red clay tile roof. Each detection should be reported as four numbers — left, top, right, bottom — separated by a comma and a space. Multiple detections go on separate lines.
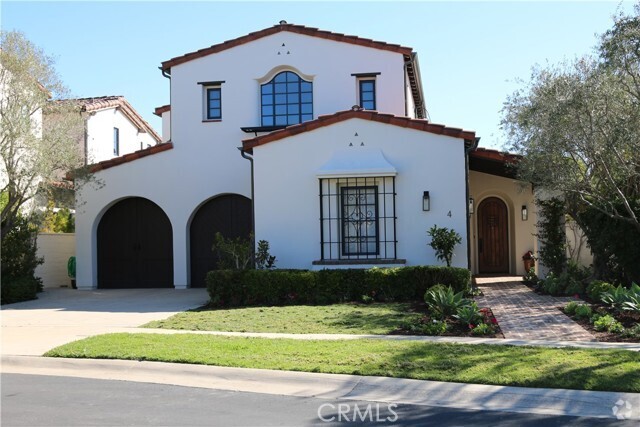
242, 110, 475, 151
154, 104, 170, 117
470, 147, 522, 164
160, 22, 426, 119
55, 96, 161, 143
161, 22, 413, 72
89, 142, 173, 173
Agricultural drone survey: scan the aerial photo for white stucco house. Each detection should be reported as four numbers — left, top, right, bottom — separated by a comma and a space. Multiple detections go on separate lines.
56, 96, 161, 165
75, 22, 537, 290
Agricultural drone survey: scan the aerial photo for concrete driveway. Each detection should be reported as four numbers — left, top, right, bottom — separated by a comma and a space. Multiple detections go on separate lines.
1, 288, 209, 356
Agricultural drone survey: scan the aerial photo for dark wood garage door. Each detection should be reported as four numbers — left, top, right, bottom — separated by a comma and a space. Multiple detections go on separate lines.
478, 197, 509, 274
98, 198, 173, 288
190, 195, 251, 288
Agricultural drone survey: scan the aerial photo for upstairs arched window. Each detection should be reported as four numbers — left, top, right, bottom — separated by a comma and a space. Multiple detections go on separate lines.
261, 71, 313, 126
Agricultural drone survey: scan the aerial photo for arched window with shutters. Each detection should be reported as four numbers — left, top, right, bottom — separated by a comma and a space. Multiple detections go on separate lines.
260, 71, 313, 126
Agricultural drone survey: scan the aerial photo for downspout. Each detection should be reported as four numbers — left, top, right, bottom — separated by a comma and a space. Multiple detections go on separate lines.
465, 137, 480, 274
160, 67, 171, 142
238, 147, 256, 266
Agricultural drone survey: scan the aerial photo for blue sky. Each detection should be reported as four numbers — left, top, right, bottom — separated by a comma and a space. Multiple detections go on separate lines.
2, 1, 634, 149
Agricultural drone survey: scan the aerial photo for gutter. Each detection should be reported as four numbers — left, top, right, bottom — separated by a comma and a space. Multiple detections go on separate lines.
465, 137, 480, 274
404, 53, 428, 120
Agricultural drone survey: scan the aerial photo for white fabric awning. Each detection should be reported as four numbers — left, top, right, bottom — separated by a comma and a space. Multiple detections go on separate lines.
316, 148, 397, 178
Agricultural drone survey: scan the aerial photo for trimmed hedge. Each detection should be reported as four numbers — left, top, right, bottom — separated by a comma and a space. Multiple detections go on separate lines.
206, 266, 471, 307
1, 275, 40, 305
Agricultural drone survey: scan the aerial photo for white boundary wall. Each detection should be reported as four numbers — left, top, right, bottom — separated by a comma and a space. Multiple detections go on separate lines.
34, 233, 75, 288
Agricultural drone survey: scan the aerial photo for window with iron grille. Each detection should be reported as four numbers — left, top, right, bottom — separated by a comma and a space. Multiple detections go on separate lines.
261, 71, 313, 126
319, 176, 397, 261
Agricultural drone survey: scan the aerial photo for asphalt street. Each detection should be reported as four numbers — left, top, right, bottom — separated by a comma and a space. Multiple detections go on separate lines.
2, 374, 633, 427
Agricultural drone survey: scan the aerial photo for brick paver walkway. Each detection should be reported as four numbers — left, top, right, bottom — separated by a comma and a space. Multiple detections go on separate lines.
474, 277, 595, 341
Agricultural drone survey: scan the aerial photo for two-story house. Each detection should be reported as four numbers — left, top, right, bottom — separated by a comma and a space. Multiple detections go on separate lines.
54, 96, 161, 165
75, 22, 536, 290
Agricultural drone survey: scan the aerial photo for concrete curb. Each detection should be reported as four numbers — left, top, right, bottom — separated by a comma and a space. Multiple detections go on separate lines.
2, 355, 638, 420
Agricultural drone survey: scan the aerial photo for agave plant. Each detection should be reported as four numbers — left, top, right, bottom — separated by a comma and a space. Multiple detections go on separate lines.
424, 285, 471, 319
622, 283, 640, 313
600, 285, 632, 310
454, 302, 482, 325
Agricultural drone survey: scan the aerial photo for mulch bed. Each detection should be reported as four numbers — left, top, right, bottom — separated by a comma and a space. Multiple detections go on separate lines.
392, 303, 504, 339
557, 305, 640, 343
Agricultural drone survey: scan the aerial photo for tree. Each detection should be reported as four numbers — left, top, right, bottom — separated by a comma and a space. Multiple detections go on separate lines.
502, 5, 640, 281
0, 31, 84, 240
427, 225, 462, 267
502, 59, 640, 231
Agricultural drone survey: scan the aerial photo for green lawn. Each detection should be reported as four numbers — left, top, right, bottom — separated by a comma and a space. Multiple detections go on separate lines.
45, 333, 640, 392
142, 303, 420, 334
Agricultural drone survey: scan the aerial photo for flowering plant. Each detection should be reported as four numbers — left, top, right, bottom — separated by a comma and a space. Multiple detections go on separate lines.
522, 250, 535, 261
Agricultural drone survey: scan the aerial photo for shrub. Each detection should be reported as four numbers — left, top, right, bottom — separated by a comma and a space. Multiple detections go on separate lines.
427, 225, 462, 267
205, 266, 471, 307
564, 301, 579, 315
413, 319, 448, 336
586, 280, 615, 301
454, 302, 482, 325
1, 275, 40, 305
574, 304, 593, 319
1, 212, 43, 304
600, 285, 632, 309
211, 232, 252, 270
541, 274, 563, 296
523, 267, 538, 285
592, 314, 624, 333
1, 214, 43, 283
255, 240, 276, 270
622, 283, 640, 314
579, 205, 640, 284
471, 323, 495, 336
424, 286, 470, 319
621, 323, 640, 339
536, 198, 567, 276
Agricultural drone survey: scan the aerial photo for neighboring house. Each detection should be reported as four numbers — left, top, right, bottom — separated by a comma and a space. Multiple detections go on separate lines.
55, 96, 161, 165
75, 22, 536, 290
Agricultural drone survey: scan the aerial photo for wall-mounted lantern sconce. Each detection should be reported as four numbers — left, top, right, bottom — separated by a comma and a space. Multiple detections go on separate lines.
469, 197, 474, 214
521, 205, 528, 221
423, 191, 430, 211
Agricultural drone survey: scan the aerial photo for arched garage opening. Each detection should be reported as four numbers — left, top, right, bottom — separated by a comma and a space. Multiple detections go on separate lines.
97, 197, 173, 288
190, 194, 252, 288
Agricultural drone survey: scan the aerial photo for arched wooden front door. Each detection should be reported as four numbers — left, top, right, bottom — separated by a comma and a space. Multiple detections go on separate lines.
477, 197, 509, 274
190, 195, 252, 288
98, 197, 173, 288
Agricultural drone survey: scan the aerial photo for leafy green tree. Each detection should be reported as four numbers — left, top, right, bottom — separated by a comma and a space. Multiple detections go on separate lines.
502, 4, 640, 233
0, 31, 85, 240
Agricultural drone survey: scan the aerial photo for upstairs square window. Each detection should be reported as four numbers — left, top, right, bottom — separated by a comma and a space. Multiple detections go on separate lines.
261, 71, 312, 126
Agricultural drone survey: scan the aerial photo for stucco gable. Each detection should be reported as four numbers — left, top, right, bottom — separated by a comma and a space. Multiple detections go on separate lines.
242, 110, 476, 152
161, 22, 413, 72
